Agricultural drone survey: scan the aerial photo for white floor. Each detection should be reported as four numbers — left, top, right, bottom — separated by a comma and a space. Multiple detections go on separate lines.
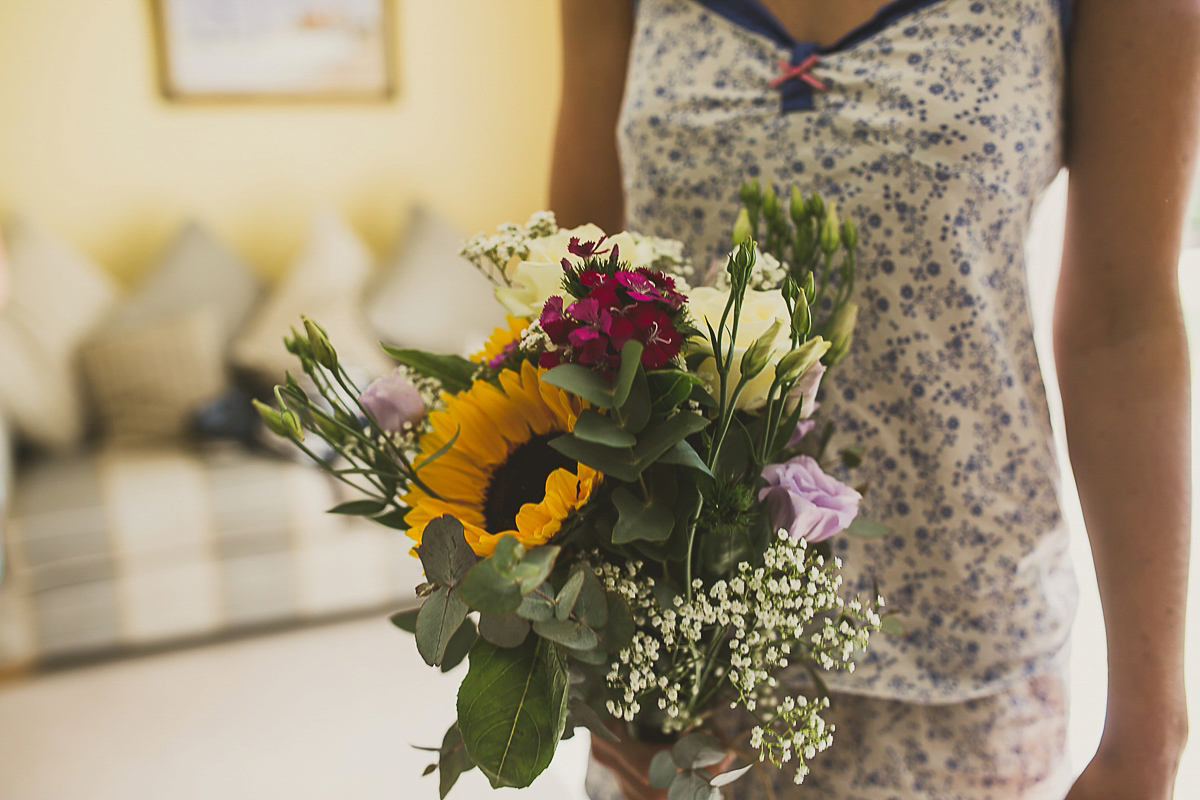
0, 184, 1198, 799
0, 616, 592, 800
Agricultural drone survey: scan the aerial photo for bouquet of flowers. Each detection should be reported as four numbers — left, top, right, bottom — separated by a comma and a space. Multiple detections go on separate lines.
257, 183, 892, 798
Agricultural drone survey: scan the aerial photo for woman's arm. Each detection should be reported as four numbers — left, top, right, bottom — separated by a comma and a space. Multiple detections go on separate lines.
1057, 2, 1199, 797
550, 0, 634, 232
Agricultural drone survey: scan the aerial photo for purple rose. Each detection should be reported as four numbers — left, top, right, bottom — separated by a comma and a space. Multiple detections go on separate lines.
759, 455, 861, 543
360, 372, 426, 433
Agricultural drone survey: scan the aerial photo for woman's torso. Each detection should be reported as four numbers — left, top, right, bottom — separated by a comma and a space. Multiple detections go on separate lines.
619, 0, 1077, 702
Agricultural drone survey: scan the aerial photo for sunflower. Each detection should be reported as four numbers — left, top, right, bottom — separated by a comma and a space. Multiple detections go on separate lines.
471, 315, 530, 366
403, 360, 601, 556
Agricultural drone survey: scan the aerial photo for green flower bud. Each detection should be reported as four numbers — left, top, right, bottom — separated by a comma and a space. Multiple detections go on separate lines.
739, 179, 762, 209
790, 186, 807, 225
808, 191, 825, 218
728, 240, 756, 291
841, 219, 858, 251
762, 182, 779, 219
732, 208, 754, 247
776, 336, 832, 384
823, 302, 859, 366
791, 295, 812, 340
820, 213, 840, 255
781, 276, 799, 305
254, 399, 304, 441
303, 317, 337, 370
801, 271, 816, 303
739, 318, 782, 380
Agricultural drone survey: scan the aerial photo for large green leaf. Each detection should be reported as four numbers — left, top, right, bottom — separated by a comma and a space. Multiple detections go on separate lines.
381, 347, 478, 394
457, 637, 569, 789
415, 586, 470, 666
632, 412, 710, 468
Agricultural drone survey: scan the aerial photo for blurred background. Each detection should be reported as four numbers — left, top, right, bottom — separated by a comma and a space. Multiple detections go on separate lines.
0, 1, 1196, 798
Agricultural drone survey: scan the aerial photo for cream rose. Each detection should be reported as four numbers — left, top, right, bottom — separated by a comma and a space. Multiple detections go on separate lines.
687, 286, 794, 411
493, 224, 645, 318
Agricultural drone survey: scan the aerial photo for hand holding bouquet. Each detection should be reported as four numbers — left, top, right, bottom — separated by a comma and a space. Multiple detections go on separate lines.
258, 183, 892, 797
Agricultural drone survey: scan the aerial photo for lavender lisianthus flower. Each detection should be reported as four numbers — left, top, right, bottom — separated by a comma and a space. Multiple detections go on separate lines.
359, 371, 426, 433
759, 455, 861, 543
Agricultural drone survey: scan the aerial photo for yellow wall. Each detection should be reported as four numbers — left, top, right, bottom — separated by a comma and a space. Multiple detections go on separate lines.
0, 0, 562, 283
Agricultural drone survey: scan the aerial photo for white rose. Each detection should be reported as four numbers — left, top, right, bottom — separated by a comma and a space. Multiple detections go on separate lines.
493, 224, 645, 318
687, 286, 793, 411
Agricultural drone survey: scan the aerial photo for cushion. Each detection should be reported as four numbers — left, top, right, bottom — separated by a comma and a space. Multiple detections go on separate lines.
233, 210, 391, 385
0, 214, 119, 449
365, 207, 508, 356
81, 310, 227, 443
105, 222, 262, 350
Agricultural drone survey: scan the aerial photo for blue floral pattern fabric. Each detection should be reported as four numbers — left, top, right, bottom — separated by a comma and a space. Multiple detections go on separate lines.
618, 0, 1077, 704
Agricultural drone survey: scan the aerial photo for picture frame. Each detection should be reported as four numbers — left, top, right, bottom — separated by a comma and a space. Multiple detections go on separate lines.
151, 0, 396, 102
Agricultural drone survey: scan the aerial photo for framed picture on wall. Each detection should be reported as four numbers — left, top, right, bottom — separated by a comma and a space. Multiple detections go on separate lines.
152, 0, 395, 101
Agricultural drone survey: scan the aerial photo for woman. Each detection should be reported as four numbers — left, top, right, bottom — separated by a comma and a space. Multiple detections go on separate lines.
551, 1, 1197, 798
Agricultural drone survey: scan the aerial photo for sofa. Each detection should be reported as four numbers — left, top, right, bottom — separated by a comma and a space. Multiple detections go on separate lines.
0, 206, 507, 670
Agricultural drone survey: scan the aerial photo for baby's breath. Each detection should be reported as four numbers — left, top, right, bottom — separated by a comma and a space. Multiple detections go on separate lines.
459, 211, 559, 286
599, 532, 881, 784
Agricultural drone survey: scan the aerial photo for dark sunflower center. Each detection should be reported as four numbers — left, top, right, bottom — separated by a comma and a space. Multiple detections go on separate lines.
483, 433, 577, 533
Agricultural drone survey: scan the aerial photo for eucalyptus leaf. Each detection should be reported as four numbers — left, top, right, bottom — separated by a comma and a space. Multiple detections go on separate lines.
490, 535, 526, 576
648, 750, 679, 788
610, 340, 645, 408
555, 570, 586, 621
567, 642, 608, 665
618, 368, 652, 434
533, 618, 599, 651
668, 771, 719, 800
516, 587, 556, 621
612, 486, 675, 544
573, 409, 637, 447
457, 561, 522, 616
516, 545, 560, 593
478, 614, 531, 648
602, 591, 635, 651
846, 517, 889, 538
440, 618, 478, 672
573, 565, 608, 628
457, 637, 568, 789
549, 434, 640, 482
657, 440, 714, 477
415, 586, 469, 666
672, 732, 725, 769
632, 412, 710, 468
436, 723, 474, 799
541, 363, 616, 408
389, 608, 419, 633
380, 346, 477, 394
417, 515, 477, 587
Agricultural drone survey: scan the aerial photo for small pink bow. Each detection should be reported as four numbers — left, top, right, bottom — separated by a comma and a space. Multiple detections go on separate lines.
769, 55, 826, 90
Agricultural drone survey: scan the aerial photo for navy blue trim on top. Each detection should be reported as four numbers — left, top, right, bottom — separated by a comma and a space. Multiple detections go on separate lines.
697, 0, 944, 111
695, 0, 1072, 112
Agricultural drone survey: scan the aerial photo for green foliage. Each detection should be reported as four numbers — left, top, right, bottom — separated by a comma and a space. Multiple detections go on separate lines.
380, 346, 477, 394
415, 586, 469, 666
441, 619, 478, 672
477, 614, 531, 648
457, 637, 569, 789
417, 516, 478, 587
